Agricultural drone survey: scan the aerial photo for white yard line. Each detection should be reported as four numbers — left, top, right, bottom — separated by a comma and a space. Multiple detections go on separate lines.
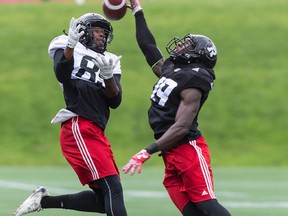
222, 201, 288, 208
1, 179, 288, 208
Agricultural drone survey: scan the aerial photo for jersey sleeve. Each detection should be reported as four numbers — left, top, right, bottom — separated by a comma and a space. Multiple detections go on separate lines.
176, 67, 215, 93
48, 35, 68, 59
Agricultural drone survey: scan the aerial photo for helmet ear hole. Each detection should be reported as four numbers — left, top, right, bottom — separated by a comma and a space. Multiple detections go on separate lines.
79, 29, 89, 46
87, 30, 94, 45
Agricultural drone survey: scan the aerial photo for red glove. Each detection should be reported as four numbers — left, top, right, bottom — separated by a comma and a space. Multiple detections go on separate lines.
122, 149, 151, 175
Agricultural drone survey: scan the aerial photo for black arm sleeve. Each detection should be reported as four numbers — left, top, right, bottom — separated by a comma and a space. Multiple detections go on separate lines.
53, 49, 74, 83
135, 11, 163, 67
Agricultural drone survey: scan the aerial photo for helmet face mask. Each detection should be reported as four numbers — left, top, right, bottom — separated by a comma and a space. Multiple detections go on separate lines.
77, 13, 113, 54
166, 34, 217, 68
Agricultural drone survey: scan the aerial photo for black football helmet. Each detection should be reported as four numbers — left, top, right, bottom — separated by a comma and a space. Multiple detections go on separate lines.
77, 13, 113, 53
166, 34, 217, 68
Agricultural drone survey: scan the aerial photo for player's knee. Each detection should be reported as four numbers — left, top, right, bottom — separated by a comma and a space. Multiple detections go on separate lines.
109, 179, 124, 196
98, 175, 124, 196
181, 202, 202, 216
195, 199, 231, 216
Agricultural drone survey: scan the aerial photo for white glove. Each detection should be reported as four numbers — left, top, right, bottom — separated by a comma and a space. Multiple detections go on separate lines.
67, 17, 85, 48
92, 55, 122, 80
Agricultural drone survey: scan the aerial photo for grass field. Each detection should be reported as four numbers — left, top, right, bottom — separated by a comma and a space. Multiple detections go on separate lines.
1, 166, 288, 216
1, 1, 288, 215
0, 0, 288, 167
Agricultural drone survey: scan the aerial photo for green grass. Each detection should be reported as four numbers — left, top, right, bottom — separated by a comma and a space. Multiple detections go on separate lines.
0, 0, 288, 166
2, 166, 288, 216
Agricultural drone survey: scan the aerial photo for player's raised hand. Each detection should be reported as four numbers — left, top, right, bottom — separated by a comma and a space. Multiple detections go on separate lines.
122, 149, 151, 175
92, 55, 122, 80
128, 0, 143, 15
67, 17, 85, 48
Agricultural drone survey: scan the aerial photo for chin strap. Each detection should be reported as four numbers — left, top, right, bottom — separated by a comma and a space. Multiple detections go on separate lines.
90, 44, 106, 54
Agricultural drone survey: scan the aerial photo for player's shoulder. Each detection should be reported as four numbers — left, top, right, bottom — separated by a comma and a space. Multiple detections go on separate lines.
48, 34, 68, 58
162, 60, 214, 79
181, 64, 215, 81
176, 64, 215, 93
49, 35, 68, 48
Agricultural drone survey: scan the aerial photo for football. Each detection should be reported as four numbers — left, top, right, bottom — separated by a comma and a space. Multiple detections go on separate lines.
102, 0, 127, 21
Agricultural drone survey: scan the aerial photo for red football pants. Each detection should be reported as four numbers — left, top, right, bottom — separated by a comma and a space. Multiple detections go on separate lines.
60, 116, 119, 186
162, 136, 216, 212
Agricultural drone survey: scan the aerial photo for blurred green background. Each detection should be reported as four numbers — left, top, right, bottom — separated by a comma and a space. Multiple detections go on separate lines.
0, 0, 287, 167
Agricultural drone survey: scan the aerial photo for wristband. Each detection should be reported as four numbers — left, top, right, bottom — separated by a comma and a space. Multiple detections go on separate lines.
145, 142, 159, 154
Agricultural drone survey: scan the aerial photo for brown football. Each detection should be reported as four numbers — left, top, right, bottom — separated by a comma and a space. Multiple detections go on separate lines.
102, 0, 127, 21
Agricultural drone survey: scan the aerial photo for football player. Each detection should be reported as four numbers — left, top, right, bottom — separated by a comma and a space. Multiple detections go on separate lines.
123, 1, 232, 216
12, 13, 128, 216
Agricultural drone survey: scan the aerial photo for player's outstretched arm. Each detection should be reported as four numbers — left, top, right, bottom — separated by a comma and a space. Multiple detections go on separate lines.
128, 0, 164, 77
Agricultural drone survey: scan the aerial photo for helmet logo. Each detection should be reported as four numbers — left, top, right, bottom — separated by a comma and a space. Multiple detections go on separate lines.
206, 44, 217, 58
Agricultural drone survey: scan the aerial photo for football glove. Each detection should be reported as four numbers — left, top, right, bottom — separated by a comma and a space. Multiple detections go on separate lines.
92, 55, 122, 80
67, 17, 84, 49
128, 0, 143, 16
122, 149, 151, 175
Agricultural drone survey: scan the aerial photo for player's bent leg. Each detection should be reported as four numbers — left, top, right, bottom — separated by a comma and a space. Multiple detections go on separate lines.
165, 184, 204, 215
94, 174, 128, 216
182, 201, 204, 216
165, 185, 190, 212
41, 190, 105, 213
62, 189, 105, 212
195, 199, 231, 216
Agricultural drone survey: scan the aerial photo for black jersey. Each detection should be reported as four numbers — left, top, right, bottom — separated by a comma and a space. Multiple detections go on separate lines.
148, 59, 215, 143
48, 35, 122, 130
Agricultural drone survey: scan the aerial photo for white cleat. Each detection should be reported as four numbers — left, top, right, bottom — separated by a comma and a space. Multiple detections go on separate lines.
12, 186, 48, 216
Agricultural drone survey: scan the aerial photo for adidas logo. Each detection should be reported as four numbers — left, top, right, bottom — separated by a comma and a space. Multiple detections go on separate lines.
201, 190, 208, 196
